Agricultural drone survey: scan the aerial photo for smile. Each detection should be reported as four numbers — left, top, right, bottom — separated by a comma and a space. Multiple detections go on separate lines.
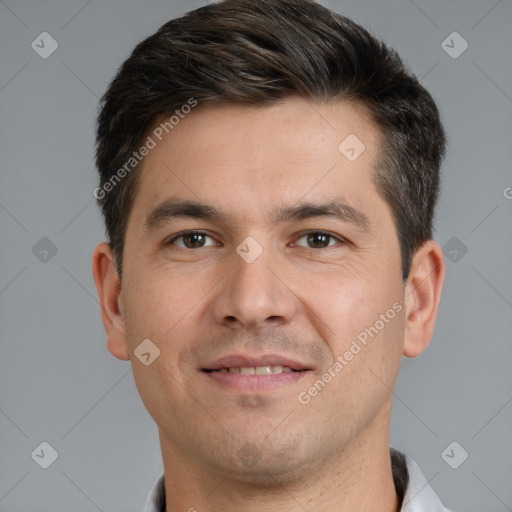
206, 365, 299, 375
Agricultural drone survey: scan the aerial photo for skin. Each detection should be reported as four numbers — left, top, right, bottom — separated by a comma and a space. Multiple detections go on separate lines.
93, 96, 445, 512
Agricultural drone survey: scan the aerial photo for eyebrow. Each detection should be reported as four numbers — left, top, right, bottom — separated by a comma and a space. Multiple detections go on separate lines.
273, 200, 371, 232
143, 198, 371, 234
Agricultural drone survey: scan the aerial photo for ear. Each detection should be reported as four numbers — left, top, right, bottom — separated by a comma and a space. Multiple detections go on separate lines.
403, 240, 446, 358
92, 242, 130, 360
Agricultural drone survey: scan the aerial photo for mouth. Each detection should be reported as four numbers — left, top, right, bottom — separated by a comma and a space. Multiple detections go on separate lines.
201, 355, 311, 392
204, 365, 301, 375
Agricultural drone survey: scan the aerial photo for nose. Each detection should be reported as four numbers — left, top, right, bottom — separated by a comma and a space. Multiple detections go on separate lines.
211, 245, 298, 331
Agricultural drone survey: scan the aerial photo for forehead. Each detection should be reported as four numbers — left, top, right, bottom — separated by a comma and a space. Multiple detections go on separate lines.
130, 97, 383, 225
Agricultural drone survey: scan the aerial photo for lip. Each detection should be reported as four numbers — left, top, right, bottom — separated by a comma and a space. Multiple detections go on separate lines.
202, 354, 311, 393
205, 370, 307, 392
202, 354, 311, 372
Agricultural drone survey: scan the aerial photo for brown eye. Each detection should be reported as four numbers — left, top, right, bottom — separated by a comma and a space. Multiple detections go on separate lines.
295, 231, 342, 249
168, 232, 216, 249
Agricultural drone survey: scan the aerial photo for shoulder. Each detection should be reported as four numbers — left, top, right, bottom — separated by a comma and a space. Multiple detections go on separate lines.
393, 449, 453, 512
141, 472, 165, 512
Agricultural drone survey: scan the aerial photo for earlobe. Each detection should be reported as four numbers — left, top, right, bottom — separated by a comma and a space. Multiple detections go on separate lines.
92, 242, 130, 361
403, 240, 446, 358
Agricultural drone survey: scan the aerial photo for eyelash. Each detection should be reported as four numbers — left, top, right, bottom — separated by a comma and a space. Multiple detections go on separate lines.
165, 230, 346, 249
166, 230, 218, 249
293, 231, 346, 249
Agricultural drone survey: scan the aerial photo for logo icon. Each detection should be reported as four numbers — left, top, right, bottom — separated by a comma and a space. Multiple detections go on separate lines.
31, 441, 59, 469
338, 134, 366, 162
32, 237, 58, 263
31, 32, 59, 59
443, 236, 468, 263
441, 32, 468, 59
236, 237, 263, 264
134, 339, 161, 366
441, 441, 468, 469
237, 443, 262, 468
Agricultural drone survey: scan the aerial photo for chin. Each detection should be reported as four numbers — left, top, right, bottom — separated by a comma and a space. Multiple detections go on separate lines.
204, 432, 316, 487
224, 456, 310, 487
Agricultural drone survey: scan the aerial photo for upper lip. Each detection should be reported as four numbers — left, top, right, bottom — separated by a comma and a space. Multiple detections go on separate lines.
203, 354, 311, 371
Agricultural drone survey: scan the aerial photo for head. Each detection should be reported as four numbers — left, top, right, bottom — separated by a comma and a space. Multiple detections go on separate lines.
93, 0, 445, 484
95, 0, 445, 282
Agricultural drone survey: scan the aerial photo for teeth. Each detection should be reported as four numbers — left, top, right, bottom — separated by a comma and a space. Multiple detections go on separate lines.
221, 365, 293, 375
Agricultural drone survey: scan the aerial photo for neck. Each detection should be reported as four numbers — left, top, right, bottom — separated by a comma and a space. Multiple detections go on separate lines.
159, 404, 399, 512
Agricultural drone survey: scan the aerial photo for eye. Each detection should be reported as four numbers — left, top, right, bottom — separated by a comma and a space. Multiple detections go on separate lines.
294, 231, 344, 249
167, 231, 217, 249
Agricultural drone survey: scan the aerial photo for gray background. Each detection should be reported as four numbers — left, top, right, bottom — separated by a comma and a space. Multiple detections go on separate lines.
0, 0, 511, 510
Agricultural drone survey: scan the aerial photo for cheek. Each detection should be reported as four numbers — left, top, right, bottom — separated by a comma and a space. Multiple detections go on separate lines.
296, 268, 377, 344
131, 358, 197, 440
123, 276, 203, 429
298, 263, 405, 366
122, 269, 208, 347
121, 269, 213, 402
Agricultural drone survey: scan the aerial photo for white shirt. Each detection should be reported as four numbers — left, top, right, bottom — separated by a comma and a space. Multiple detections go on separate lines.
142, 449, 452, 511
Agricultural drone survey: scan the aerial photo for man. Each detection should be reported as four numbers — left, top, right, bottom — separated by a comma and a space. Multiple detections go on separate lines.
92, 0, 451, 510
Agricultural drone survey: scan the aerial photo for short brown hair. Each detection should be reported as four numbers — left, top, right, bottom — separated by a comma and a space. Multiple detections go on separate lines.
95, 0, 446, 280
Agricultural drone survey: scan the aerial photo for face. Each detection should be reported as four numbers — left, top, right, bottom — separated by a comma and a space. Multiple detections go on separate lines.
114, 97, 409, 481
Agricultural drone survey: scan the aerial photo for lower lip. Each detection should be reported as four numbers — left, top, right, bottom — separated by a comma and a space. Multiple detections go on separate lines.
203, 370, 308, 392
